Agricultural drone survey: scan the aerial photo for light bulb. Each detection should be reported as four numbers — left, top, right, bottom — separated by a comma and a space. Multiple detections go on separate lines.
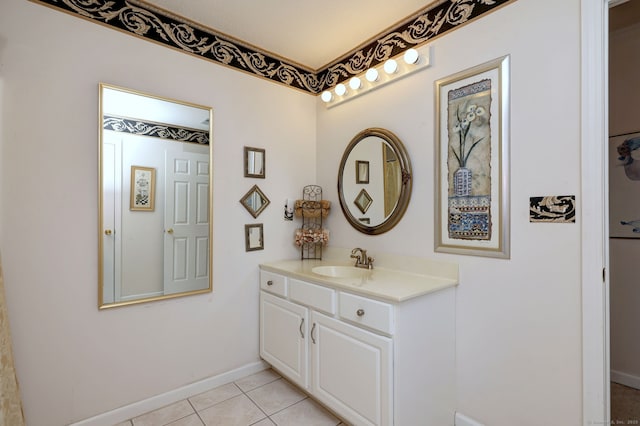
335, 83, 347, 96
320, 91, 333, 102
383, 59, 398, 74
365, 68, 379, 82
349, 77, 361, 90
403, 48, 419, 64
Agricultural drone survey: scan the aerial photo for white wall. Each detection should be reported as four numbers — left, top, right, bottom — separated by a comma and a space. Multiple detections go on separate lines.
119, 134, 166, 299
316, 0, 583, 424
609, 21, 640, 389
0, 0, 316, 425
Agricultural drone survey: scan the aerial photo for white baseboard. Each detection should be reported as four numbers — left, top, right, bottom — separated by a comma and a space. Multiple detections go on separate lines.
611, 369, 640, 390
70, 361, 269, 426
455, 412, 485, 426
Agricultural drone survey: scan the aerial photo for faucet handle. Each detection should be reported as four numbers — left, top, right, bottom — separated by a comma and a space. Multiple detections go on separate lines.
366, 257, 375, 269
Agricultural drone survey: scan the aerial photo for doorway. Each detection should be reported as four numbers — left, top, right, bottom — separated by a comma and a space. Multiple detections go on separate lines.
609, 0, 640, 421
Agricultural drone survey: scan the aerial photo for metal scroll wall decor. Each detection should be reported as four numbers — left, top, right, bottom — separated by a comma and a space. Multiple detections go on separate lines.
295, 185, 330, 260
32, 0, 518, 93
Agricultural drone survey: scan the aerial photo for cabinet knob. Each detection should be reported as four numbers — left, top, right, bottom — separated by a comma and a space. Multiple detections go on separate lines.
104, 229, 112, 235
356, 309, 365, 317
167, 228, 174, 234
267, 280, 273, 286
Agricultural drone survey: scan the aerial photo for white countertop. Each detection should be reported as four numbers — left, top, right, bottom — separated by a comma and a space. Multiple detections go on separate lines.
260, 252, 458, 303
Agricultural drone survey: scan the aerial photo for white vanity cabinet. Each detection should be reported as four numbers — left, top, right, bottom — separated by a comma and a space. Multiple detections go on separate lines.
259, 267, 456, 426
310, 310, 393, 425
260, 291, 309, 389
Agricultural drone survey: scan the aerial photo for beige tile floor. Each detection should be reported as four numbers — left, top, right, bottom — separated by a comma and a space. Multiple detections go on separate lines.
115, 369, 347, 426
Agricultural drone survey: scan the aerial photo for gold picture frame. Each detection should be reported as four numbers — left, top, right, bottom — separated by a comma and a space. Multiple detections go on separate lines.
245, 223, 264, 251
356, 160, 370, 184
244, 146, 265, 178
435, 56, 510, 258
240, 185, 270, 218
130, 166, 156, 211
354, 189, 373, 214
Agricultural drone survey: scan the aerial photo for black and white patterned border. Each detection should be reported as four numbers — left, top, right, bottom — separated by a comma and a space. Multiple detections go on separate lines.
33, 0, 516, 94
321, 0, 514, 88
529, 196, 576, 223
103, 115, 210, 144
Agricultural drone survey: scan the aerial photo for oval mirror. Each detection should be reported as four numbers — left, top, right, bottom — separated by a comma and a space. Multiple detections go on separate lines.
338, 128, 412, 235
99, 83, 213, 308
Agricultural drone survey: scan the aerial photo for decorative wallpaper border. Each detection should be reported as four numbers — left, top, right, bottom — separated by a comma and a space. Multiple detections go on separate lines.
529, 196, 576, 223
103, 115, 210, 144
320, 0, 515, 88
33, 0, 516, 94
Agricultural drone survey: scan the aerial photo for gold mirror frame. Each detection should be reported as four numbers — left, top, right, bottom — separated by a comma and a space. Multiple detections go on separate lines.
244, 146, 265, 178
245, 223, 264, 251
240, 185, 270, 218
337, 128, 412, 235
98, 83, 214, 309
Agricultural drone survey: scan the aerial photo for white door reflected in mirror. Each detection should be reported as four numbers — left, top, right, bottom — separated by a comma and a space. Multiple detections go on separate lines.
99, 84, 213, 309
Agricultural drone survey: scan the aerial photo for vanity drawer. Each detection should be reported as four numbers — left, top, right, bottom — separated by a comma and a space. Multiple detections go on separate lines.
289, 279, 336, 315
260, 271, 287, 297
339, 292, 395, 335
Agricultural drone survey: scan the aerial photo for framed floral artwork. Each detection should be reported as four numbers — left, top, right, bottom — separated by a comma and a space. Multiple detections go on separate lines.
435, 56, 510, 258
130, 166, 156, 211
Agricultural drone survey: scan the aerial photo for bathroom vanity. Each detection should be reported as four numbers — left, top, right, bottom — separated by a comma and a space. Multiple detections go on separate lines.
259, 250, 458, 426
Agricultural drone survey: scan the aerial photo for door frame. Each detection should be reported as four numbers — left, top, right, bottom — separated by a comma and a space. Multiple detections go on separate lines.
581, 0, 610, 424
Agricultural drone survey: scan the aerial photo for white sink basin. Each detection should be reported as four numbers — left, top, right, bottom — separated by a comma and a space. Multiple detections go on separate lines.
312, 265, 366, 278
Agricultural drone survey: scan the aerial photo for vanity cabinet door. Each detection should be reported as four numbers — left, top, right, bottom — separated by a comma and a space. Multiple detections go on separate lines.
310, 311, 393, 426
260, 291, 309, 389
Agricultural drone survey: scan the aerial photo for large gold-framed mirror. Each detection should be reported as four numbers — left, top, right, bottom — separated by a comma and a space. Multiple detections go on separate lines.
338, 128, 412, 235
99, 83, 213, 309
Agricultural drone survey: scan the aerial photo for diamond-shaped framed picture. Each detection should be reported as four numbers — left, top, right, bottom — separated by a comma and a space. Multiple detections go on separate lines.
354, 189, 373, 214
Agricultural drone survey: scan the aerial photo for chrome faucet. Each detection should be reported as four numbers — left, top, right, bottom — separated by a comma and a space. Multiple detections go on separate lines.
351, 247, 374, 269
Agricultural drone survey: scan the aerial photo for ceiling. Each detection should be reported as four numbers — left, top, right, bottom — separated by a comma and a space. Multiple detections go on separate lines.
143, 0, 436, 70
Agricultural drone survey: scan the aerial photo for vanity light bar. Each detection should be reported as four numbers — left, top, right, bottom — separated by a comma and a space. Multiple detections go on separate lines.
320, 45, 431, 108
